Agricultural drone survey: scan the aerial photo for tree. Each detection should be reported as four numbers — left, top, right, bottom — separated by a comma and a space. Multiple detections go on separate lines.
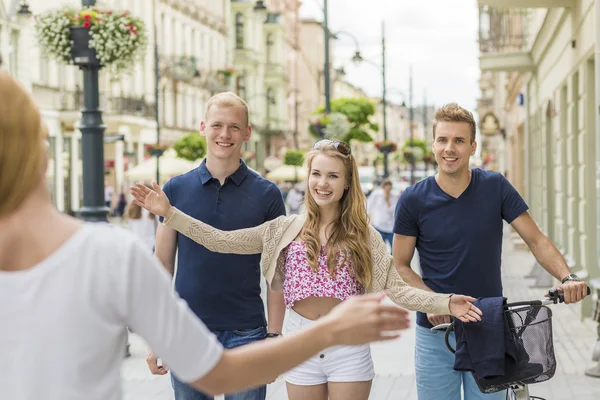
311, 97, 379, 143
284, 150, 304, 166
173, 133, 206, 161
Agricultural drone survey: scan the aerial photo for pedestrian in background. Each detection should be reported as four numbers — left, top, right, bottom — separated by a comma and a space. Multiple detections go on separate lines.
125, 195, 157, 254
0, 71, 413, 400
367, 179, 398, 252
285, 181, 304, 214
149, 92, 286, 400
131, 139, 482, 400
392, 102, 589, 400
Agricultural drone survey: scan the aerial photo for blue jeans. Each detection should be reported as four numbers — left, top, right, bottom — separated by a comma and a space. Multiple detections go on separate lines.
415, 326, 506, 400
172, 326, 267, 400
376, 229, 394, 253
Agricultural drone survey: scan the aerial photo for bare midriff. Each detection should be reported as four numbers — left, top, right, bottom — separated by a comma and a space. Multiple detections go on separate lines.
292, 296, 343, 321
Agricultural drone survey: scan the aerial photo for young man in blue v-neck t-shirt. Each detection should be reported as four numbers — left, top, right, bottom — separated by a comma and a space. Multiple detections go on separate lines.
392, 103, 589, 400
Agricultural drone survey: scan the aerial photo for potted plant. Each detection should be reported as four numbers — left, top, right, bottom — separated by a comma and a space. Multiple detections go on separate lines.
374, 140, 398, 154
216, 66, 236, 86
34, 6, 147, 73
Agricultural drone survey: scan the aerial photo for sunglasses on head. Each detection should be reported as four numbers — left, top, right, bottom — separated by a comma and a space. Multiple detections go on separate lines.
313, 139, 352, 155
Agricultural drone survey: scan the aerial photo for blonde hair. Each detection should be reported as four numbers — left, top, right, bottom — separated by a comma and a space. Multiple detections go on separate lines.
302, 144, 372, 287
125, 186, 155, 220
205, 92, 249, 125
432, 103, 477, 143
0, 72, 45, 217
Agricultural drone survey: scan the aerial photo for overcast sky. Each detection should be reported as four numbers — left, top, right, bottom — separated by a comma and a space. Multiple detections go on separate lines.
299, 0, 480, 112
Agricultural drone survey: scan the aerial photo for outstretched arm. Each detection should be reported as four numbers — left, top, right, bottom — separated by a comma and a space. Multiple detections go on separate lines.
130, 182, 270, 255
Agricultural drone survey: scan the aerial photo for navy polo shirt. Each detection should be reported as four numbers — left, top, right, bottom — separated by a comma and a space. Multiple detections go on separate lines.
162, 160, 286, 331
393, 169, 528, 329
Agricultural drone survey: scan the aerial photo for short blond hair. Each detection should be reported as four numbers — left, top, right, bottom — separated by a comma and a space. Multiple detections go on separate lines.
205, 92, 249, 125
0, 72, 45, 217
432, 103, 477, 143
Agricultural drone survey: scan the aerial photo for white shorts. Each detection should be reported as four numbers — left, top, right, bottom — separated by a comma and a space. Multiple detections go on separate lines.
283, 308, 375, 386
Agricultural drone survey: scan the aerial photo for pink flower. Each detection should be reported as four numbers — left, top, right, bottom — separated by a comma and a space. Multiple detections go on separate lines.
83, 21, 91, 29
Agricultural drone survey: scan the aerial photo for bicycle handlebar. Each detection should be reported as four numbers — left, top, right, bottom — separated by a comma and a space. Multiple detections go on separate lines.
434, 287, 592, 355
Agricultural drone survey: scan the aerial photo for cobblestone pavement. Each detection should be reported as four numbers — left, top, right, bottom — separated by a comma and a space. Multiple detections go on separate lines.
121, 225, 600, 399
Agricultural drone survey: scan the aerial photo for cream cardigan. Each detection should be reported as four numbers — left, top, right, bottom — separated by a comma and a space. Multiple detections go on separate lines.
164, 207, 451, 315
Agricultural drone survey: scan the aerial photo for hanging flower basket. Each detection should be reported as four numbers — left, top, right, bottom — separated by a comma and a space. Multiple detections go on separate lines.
309, 112, 350, 139
374, 140, 397, 154
216, 67, 236, 86
34, 7, 148, 74
423, 153, 436, 164
69, 26, 100, 67
403, 146, 424, 164
145, 143, 170, 157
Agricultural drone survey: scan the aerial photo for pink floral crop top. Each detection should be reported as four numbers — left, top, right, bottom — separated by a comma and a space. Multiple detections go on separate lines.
282, 241, 364, 309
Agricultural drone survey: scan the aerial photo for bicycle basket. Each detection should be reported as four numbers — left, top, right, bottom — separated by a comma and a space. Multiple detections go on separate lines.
473, 304, 556, 394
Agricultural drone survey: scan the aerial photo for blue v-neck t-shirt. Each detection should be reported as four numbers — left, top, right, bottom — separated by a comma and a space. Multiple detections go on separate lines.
393, 168, 529, 328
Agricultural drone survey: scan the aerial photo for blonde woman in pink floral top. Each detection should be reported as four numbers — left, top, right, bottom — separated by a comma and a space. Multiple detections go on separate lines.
131, 140, 483, 400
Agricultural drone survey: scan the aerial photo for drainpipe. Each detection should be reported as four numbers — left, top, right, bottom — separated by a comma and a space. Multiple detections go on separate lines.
586, 0, 600, 379
524, 80, 531, 204
595, 0, 600, 274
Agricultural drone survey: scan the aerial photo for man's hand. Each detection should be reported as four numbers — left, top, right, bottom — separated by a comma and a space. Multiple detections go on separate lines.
322, 292, 410, 346
130, 182, 172, 218
427, 314, 451, 326
557, 280, 589, 304
146, 351, 169, 375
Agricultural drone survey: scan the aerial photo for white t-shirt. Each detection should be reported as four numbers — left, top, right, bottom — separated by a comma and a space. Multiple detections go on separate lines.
367, 188, 399, 233
0, 224, 223, 400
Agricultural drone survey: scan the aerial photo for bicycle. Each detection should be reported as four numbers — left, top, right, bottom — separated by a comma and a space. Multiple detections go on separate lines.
432, 287, 591, 400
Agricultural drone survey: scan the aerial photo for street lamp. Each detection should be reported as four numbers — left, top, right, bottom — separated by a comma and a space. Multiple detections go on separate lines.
76, 0, 109, 222
351, 21, 390, 178
17, 1, 31, 17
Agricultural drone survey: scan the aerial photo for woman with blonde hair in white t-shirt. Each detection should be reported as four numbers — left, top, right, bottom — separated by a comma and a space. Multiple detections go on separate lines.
0, 72, 413, 400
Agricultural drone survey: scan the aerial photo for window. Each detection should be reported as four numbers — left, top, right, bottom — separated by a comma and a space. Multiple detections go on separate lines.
235, 13, 244, 49
236, 74, 246, 99
266, 33, 274, 63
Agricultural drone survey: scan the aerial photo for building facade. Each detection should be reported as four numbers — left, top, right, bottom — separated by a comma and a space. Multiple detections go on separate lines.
477, 0, 600, 319
21, 0, 229, 214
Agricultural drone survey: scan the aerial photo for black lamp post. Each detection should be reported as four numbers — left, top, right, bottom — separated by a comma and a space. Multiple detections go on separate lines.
351, 21, 390, 178
75, 0, 108, 222
323, 0, 331, 114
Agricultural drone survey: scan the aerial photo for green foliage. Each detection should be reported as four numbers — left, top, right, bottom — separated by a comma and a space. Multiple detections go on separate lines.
402, 138, 428, 153
284, 150, 305, 166
173, 133, 206, 161
312, 97, 378, 143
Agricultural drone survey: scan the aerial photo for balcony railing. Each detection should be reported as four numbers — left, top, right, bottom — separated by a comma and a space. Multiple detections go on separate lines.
106, 95, 156, 119
54, 90, 155, 119
479, 6, 530, 54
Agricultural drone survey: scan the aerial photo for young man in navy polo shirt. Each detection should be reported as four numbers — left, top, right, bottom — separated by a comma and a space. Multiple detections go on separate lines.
148, 92, 286, 400
392, 103, 589, 400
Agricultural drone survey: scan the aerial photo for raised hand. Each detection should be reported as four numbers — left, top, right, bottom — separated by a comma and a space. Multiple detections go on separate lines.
448, 294, 482, 323
322, 292, 411, 345
129, 182, 172, 218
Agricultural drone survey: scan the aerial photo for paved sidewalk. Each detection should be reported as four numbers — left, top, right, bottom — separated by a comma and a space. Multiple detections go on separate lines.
122, 226, 600, 399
